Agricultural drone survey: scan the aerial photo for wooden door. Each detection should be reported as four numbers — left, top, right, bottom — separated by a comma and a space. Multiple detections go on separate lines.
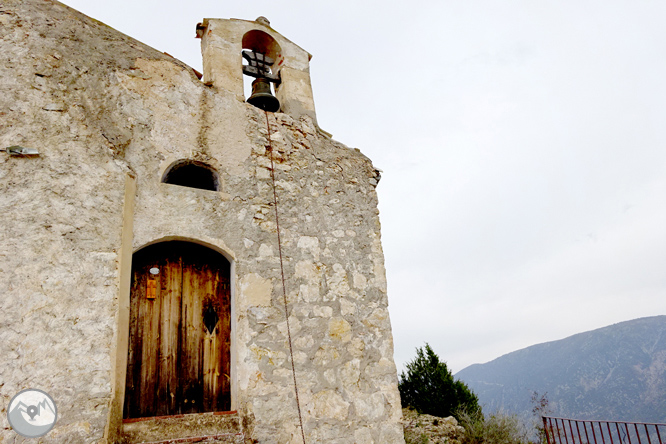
124, 241, 231, 418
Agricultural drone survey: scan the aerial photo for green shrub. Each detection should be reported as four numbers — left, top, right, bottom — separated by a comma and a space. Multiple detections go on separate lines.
531, 391, 552, 444
404, 432, 430, 444
399, 343, 481, 419
457, 409, 528, 444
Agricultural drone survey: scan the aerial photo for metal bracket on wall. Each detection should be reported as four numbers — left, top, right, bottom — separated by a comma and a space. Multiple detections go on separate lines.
1, 146, 40, 156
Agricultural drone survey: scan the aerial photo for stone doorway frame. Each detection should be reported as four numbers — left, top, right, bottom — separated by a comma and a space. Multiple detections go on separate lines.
106, 180, 237, 442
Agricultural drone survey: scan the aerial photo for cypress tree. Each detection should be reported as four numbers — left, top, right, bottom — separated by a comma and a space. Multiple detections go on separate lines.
399, 343, 480, 419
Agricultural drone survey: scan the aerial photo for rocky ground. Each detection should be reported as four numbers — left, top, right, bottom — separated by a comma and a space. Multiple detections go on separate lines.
403, 408, 466, 444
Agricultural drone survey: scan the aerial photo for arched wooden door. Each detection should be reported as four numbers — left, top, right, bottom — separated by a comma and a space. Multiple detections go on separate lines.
124, 241, 231, 418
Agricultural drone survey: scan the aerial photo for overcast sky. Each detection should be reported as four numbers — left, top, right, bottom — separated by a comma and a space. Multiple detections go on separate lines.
59, 0, 666, 374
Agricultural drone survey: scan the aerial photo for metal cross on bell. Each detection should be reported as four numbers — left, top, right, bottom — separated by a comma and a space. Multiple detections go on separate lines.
242, 49, 281, 112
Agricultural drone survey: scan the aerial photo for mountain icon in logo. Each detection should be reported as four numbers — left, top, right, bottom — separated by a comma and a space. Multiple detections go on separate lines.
7, 389, 57, 438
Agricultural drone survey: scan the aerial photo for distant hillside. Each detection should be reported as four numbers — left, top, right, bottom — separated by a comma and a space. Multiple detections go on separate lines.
456, 316, 666, 422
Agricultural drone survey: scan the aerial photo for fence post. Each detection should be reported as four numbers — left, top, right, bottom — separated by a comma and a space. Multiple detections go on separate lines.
544, 417, 553, 444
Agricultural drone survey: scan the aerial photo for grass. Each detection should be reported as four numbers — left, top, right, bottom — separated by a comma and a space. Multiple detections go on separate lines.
403, 406, 532, 444
456, 409, 529, 444
404, 432, 431, 444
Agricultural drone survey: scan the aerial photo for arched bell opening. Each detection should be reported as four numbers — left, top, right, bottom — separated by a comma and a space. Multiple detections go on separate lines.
123, 241, 232, 419
241, 28, 283, 112
162, 160, 219, 191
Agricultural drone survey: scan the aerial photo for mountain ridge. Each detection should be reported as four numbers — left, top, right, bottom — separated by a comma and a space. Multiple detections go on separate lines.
456, 316, 666, 422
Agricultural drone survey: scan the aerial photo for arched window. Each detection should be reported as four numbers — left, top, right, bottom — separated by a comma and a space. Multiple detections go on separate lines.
162, 160, 219, 191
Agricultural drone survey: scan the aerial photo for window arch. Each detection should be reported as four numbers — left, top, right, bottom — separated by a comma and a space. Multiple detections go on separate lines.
162, 160, 219, 191
242, 29, 282, 64
241, 29, 283, 110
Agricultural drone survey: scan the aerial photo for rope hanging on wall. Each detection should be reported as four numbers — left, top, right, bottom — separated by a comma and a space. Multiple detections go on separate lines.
264, 110, 307, 444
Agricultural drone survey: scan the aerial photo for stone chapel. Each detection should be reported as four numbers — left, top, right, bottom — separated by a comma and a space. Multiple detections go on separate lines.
0, 1, 405, 442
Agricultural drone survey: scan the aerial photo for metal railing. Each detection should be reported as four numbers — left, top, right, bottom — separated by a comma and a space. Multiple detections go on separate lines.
543, 416, 666, 444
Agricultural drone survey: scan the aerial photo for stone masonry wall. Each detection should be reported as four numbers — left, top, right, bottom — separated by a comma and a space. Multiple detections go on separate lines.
0, 1, 405, 443
0, 1, 150, 441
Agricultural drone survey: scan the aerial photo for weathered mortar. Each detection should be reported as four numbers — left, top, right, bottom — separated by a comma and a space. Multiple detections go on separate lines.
0, 1, 405, 443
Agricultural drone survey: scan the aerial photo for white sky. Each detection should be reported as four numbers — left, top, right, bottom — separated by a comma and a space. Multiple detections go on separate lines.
58, 0, 666, 373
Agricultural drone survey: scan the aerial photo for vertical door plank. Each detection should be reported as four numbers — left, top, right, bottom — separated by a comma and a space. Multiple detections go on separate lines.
180, 252, 204, 414
124, 263, 144, 418
217, 277, 231, 411
139, 267, 160, 417
202, 266, 220, 412
156, 254, 182, 416
203, 271, 231, 412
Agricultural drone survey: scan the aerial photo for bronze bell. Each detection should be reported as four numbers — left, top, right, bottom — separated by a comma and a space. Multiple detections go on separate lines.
247, 78, 280, 112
